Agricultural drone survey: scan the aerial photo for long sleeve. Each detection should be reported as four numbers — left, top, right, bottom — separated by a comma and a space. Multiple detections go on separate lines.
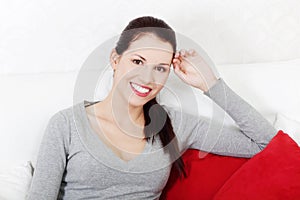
26, 111, 70, 200
163, 78, 278, 158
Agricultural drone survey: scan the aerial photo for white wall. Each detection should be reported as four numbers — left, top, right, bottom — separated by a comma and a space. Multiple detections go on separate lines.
1, 0, 300, 75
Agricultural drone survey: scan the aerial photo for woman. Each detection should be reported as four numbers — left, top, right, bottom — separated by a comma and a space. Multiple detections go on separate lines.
27, 16, 277, 199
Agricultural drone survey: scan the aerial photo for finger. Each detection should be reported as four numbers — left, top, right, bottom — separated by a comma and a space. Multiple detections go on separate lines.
179, 49, 187, 57
188, 49, 196, 56
174, 51, 180, 58
176, 64, 186, 74
172, 61, 179, 71
173, 62, 181, 74
173, 61, 184, 72
173, 59, 181, 66
174, 63, 187, 80
172, 58, 180, 64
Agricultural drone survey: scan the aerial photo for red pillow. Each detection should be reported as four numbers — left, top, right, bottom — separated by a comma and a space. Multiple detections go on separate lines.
213, 130, 300, 200
160, 149, 249, 200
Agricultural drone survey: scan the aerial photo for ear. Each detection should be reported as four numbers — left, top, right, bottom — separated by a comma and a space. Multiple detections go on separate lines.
110, 48, 120, 70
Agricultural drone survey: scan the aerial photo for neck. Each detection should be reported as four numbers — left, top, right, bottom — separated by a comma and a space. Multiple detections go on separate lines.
96, 88, 146, 140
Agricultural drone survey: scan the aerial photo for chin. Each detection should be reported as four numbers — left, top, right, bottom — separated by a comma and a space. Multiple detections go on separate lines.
127, 97, 151, 108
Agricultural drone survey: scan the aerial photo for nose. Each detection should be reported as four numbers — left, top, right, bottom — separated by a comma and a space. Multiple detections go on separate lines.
140, 64, 155, 84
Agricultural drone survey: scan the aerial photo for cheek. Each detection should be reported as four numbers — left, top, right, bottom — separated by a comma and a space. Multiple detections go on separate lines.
118, 61, 141, 76
154, 82, 166, 92
115, 66, 134, 81
154, 72, 169, 85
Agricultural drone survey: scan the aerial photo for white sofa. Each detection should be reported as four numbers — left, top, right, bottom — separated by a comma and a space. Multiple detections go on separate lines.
1, 58, 300, 167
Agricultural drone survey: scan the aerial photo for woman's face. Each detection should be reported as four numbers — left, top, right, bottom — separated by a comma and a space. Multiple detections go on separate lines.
111, 34, 174, 107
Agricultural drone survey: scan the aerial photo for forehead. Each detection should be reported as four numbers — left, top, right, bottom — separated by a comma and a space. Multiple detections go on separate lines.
124, 34, 173, 61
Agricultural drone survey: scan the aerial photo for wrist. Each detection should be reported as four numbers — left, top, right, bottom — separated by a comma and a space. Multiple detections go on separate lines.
202, 77, 219, 92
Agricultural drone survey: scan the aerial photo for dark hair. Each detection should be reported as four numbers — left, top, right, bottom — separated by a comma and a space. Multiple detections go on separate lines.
115, 16, 187, 179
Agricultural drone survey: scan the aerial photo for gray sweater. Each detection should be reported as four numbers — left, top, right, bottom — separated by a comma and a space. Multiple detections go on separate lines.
26, 78, 277, 200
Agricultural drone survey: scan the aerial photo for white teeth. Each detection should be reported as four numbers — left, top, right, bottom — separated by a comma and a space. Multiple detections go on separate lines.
131, 82, 150, 93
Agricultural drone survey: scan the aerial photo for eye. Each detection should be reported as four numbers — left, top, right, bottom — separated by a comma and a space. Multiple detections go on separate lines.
132, 59, 144, 65
155, 66, 167, 73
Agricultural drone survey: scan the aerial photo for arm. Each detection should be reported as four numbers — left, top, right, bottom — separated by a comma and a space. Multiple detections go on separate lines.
26, 111, 69, 200
163, 78, 278, 158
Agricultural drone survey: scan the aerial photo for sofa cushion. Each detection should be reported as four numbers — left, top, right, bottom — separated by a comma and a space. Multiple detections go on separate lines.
213, 130, 300, 199
160, 149, 249, 200
0, 161, 33, 200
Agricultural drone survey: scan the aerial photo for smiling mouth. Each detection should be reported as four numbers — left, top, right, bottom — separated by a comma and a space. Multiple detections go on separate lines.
130, 82, 152, 97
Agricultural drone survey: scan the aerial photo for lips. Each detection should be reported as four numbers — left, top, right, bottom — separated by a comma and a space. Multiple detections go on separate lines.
130, 82, 152, 97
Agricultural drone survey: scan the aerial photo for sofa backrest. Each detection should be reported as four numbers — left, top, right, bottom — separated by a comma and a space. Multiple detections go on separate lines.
1, 59, 299, 170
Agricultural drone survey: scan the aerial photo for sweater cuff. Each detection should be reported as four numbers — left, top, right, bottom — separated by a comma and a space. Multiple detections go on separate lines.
203, 77, 229, 110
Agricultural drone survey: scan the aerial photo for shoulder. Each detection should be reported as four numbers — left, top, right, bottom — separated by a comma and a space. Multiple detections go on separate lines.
160, 104, 177, 118
53, 101, 83, 122
47, 111, 67, 127
160, 104, 210, 130
160, 104, 186, 128
161, 104, 194, 121
42, 104, 80, 149
160, 104, 180, 113
45, 102, 83, 134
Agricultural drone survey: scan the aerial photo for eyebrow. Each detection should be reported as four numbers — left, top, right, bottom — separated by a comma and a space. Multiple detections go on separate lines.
133, 54, 170, 66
